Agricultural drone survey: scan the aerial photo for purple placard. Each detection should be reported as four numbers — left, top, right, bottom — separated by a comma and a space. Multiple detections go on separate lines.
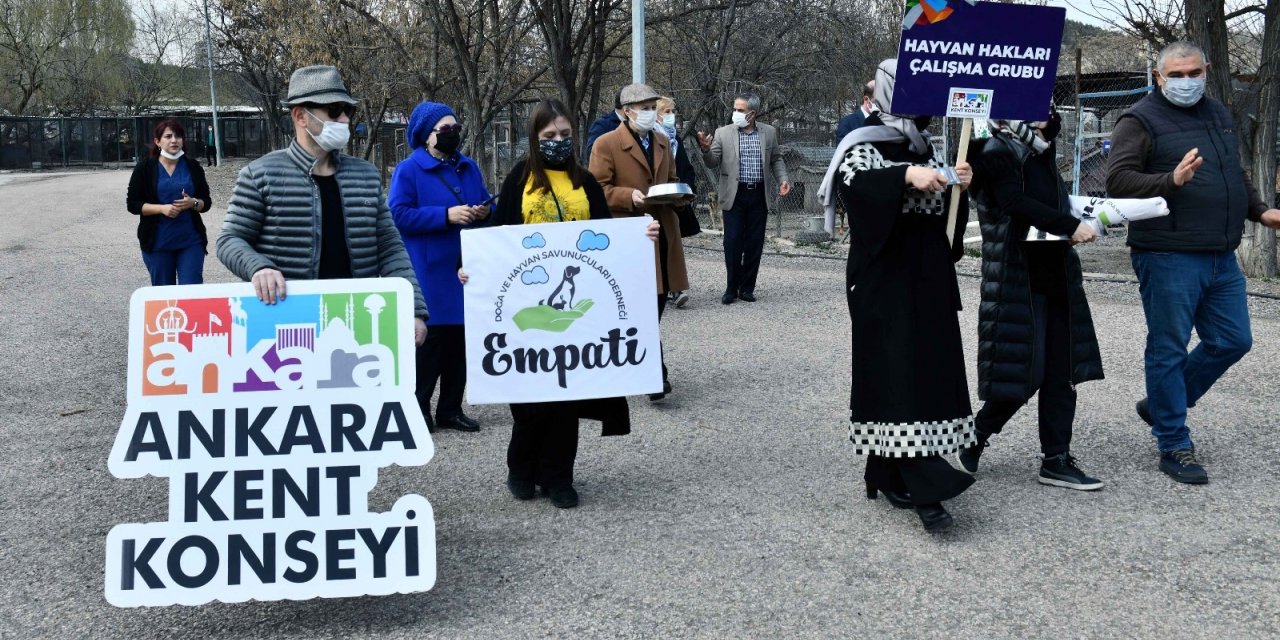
890, 0, 1066, 121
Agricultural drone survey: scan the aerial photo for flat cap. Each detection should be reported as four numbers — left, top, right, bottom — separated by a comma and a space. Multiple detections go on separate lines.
618, 83, 660, 106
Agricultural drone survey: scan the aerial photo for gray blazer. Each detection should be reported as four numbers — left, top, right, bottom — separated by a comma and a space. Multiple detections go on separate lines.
701, 122, 790, 211
217, 140, 429, 318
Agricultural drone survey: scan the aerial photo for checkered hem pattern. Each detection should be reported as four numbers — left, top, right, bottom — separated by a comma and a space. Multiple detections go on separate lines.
847, 414, 976, 457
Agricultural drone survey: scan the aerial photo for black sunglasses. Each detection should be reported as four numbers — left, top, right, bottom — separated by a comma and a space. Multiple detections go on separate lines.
434, 123, 463, 135
305, 102, 356, 119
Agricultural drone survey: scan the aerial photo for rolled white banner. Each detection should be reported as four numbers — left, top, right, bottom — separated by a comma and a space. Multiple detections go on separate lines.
1069, 195, 1170, 235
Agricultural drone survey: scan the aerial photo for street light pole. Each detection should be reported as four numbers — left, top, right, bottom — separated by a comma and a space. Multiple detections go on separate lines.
631, 0, 645, 83
202, 0, 222, 165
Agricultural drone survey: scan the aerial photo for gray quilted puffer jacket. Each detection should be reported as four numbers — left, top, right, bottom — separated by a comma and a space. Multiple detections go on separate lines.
217, 140, 428, 318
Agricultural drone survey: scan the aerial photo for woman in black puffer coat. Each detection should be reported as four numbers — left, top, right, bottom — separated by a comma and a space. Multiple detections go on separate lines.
956, 112, 1106, 491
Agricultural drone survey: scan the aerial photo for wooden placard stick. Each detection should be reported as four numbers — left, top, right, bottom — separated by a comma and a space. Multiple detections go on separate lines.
944, 117, 973, 242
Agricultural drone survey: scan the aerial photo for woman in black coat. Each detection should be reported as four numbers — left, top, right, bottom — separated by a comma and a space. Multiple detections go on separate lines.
462, 98, 657, 509
956, 113, 1106, 490
125, 119, 212, 285
835, 59, 976, 532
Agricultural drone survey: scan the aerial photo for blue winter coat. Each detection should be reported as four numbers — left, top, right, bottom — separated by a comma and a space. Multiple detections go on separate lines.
388, 148, 491, 325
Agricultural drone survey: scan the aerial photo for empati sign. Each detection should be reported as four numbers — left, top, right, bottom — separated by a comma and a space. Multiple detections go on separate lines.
461, 217, 662, 404
106, 279, 435, 607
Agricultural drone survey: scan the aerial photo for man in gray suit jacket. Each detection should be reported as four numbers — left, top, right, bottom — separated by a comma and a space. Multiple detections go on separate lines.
697, 92, 791, 304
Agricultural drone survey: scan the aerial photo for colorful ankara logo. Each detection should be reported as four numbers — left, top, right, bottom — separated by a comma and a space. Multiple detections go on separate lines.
902, 0, 976, 29
138, 290, 400, 396
946, 89, 993, 118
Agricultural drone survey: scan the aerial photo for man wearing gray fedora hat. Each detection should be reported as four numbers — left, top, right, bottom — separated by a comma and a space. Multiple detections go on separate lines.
217, 64, 429, 344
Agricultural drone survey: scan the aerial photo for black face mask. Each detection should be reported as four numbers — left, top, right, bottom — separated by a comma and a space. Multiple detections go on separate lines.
433, 130, 461, 156
539, 137, 574, 165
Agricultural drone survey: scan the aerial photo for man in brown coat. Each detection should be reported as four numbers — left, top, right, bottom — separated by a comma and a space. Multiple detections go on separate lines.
589, 83, 690, 402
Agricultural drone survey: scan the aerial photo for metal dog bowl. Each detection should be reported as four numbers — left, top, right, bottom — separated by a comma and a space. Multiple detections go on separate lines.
645, 182, 694, 205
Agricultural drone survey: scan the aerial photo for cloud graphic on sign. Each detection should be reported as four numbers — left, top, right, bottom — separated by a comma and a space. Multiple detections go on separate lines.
577, 230, 610, 252
521, 266, 549, 285
522, 232, 546, 249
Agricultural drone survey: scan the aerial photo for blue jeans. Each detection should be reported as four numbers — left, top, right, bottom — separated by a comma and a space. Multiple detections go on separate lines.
1131, 250, 1252, 451
142, 244, 205, 286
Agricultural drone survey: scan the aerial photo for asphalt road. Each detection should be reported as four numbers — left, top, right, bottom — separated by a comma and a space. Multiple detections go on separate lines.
1, 168, 1278, 639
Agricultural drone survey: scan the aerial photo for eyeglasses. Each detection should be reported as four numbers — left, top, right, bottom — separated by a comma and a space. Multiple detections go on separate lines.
433, 123, 463, 135
305, 103, 356, 119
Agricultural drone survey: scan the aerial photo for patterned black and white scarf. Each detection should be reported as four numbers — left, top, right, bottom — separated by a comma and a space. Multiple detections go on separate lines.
985, 119, 1049, 155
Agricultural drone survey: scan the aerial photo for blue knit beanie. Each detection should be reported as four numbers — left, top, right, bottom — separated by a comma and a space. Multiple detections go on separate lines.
407, 101, 456, 150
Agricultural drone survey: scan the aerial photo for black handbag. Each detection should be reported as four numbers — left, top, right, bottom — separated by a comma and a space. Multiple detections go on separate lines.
677, 203, 701, 237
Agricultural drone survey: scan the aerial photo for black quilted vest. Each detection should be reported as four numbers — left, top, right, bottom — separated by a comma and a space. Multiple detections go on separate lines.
971, 135, 1105, 403
1122, 91, 1248, 252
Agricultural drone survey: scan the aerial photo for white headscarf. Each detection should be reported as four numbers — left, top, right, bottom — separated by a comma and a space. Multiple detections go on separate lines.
872, 58, 930, 155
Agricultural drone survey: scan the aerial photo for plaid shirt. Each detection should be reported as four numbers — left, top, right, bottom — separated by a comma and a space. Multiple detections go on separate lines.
737, 128, 763, 184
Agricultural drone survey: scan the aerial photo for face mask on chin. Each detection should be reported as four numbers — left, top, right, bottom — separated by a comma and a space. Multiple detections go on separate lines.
304, 110, 351, 152
1162, 75, 1206, 107
159, 149, 184, 160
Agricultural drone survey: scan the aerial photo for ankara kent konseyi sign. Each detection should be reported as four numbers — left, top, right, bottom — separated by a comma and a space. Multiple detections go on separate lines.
892, 0, 1067, 121
107, 279, 435, 607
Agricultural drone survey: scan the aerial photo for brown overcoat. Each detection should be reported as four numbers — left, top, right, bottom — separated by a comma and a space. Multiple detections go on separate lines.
588, 122, 690, 294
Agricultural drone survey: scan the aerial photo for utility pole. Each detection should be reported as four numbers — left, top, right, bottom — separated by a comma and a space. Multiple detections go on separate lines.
632, 0, 645, 83
202, 0, 223, 165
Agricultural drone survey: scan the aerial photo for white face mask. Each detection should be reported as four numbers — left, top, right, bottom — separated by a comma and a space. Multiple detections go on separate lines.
159, 149, 184, 160
629, 108, 657, 132
661, 113, 676, 128
305, 110, 351, 152
732, 111, 751, 129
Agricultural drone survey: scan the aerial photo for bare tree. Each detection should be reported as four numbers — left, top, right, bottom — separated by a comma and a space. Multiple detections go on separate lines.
420, 0, 548, 179
0, 0, 133, 115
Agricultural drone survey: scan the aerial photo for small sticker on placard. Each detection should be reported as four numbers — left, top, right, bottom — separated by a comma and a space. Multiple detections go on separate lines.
947, 88, 993, 119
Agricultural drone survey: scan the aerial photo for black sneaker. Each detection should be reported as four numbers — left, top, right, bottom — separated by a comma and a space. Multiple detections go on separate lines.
1160, 448, 1208, 484
954, 438, 988, 475
1136, 398, 1154, 426
1039, 453, 1104, 491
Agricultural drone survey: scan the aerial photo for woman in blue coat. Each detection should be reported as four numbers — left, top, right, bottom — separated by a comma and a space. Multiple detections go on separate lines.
389, 102, 492, 433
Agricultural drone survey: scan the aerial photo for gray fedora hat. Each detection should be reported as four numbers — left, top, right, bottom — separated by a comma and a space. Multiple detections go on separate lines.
618, 83, 660, 106
280, 65, 358, 106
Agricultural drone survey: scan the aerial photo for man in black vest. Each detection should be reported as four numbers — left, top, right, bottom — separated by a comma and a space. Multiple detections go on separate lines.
1107, 41, 1280, 484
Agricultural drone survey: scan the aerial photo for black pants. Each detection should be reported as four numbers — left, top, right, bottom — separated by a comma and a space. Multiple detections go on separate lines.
657, 293, 668, 383
204, 144, 216, 166
508, 402, 579, 489
723, 184, 768, 295
975, 291, 1075, 456
416, 324, 467, 421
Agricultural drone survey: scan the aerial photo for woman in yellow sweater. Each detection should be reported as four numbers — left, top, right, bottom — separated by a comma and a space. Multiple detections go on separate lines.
476, 98, 657, 508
